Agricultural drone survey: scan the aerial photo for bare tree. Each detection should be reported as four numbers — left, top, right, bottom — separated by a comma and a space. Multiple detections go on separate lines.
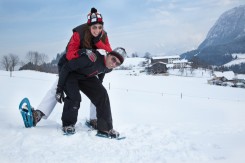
131, 52, 138, 58
190, 67, 194, 74
39, 53, 49, 65
144, 52, 152, 59
26, 51, 48, 66
9, 54, 20, 71
26, 51, 39, 65
0, 55, 11, 71
33, 51, 40, 66
26, 51, 35, 64
179, 67, 184, 76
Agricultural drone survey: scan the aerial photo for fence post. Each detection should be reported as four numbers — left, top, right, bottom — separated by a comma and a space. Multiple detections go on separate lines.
181, 93, 182, 99
10, 67, 12, 77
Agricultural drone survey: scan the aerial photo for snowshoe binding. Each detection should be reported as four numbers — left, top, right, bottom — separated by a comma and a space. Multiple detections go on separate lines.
85, 119, 97, 130
96, 129, 126, 140
62, 125, 75, 135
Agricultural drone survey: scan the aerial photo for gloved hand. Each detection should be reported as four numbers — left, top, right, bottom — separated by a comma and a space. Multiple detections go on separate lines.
79, 49, 97, 62
55, 87, 64, 103
92, 31, 103, 44
98, 73, 105, 83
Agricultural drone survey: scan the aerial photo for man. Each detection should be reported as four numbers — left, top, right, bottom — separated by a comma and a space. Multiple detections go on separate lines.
31, 7, 112, 128
56, 47, 127, 138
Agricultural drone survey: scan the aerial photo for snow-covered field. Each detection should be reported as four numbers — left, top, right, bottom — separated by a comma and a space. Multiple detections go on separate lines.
0, 69, 245, 163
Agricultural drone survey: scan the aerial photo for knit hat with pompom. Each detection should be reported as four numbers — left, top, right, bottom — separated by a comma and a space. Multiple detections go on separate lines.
87, 7, 103, 26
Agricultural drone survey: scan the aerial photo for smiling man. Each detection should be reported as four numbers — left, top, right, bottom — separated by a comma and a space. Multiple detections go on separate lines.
55, 47, 127, 137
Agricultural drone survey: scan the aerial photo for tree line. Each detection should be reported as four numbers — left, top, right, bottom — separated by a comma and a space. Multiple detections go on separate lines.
1, 51, 151, 73
2, 50, 244, 74
0, 51, 61, 74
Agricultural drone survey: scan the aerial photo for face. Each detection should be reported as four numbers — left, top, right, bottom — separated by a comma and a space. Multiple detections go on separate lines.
90, 24, 103, 37
105, 55, 121, 69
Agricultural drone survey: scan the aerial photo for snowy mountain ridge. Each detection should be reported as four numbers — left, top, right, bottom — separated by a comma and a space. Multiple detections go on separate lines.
181, 5, 245, 66
199, 5, 245, 49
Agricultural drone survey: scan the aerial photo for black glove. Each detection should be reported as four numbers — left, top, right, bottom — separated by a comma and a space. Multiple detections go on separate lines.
55, 87, 64, 103
98, 73, 105, 83
92, 31, 103, 44
79, 49, 97, 62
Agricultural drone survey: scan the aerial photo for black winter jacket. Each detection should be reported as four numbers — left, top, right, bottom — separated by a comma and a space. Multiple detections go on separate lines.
58, 52, 112, 89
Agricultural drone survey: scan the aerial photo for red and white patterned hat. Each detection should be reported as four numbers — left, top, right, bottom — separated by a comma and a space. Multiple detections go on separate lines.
87, 8, 103, 26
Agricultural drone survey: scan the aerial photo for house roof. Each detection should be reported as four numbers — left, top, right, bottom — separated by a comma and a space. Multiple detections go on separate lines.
150, 61, 167, 66
152, 55, 180, 60
213, 71, 235, 80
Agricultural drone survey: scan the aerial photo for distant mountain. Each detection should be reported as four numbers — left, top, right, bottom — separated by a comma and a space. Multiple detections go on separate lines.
181, 5, 245, 66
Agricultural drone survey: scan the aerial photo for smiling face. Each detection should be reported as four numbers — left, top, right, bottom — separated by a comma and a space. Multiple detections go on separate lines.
105, 54, 121, 69
90, 24, 103, 37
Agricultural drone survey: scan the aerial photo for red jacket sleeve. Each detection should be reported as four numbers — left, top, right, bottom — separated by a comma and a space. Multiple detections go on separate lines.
94, 36, 112, 52
66, 32, 80, 61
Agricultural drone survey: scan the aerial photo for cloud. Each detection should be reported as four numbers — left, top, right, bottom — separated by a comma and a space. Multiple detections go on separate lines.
1, 0, 244, 58
181, 7, 200, 12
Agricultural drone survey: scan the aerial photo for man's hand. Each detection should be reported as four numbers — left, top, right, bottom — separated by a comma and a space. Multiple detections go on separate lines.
55, 87, 64, 103
79, 49, 97, 62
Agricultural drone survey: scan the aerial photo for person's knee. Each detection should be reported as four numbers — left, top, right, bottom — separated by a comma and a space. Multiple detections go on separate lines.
98, 87, 109, 99
72, 100, 80, 110
64, 98, 81, 111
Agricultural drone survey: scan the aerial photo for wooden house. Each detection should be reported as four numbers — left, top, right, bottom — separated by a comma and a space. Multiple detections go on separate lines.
146, 62, 167, 74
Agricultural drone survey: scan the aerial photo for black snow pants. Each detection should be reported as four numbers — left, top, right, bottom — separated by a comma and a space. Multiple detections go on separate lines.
61, 73, 113, 131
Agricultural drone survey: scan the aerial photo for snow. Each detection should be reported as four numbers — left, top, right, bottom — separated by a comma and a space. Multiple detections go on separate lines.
231, 53, 245, 59
1, 69, 245, 163
152, 55, 180, 60
213, 71, 235, 80
120, 57, 146, 67
224, 53, 245, 67
224, 58, 245, 67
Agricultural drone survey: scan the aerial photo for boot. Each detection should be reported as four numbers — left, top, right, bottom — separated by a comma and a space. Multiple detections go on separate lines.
62, 125, 75, 135
88, 119, 97, 130
98, 129, 120, 138
32, 109, 45, 127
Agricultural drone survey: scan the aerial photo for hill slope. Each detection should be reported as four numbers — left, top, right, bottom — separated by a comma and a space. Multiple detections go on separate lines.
1, 70, 245, 163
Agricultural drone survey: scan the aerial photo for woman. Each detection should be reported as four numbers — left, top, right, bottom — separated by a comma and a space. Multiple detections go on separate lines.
32, 7, 112, 129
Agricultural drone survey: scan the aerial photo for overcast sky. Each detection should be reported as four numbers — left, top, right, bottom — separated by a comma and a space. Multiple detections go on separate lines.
0, 0, 244, 60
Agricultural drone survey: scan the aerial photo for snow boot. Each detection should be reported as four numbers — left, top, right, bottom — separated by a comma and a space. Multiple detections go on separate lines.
87, 119, 97, 130
32, 109, 45, 127
97, 129, 120, 138
62, 125, 75, 135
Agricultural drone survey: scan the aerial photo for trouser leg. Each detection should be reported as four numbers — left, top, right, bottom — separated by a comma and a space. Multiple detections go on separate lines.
89, 75, 99, 120
89, 102, 97, 120
36, 78, 58, 119
61, 75, 81, 127
78, 77, 113, 131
